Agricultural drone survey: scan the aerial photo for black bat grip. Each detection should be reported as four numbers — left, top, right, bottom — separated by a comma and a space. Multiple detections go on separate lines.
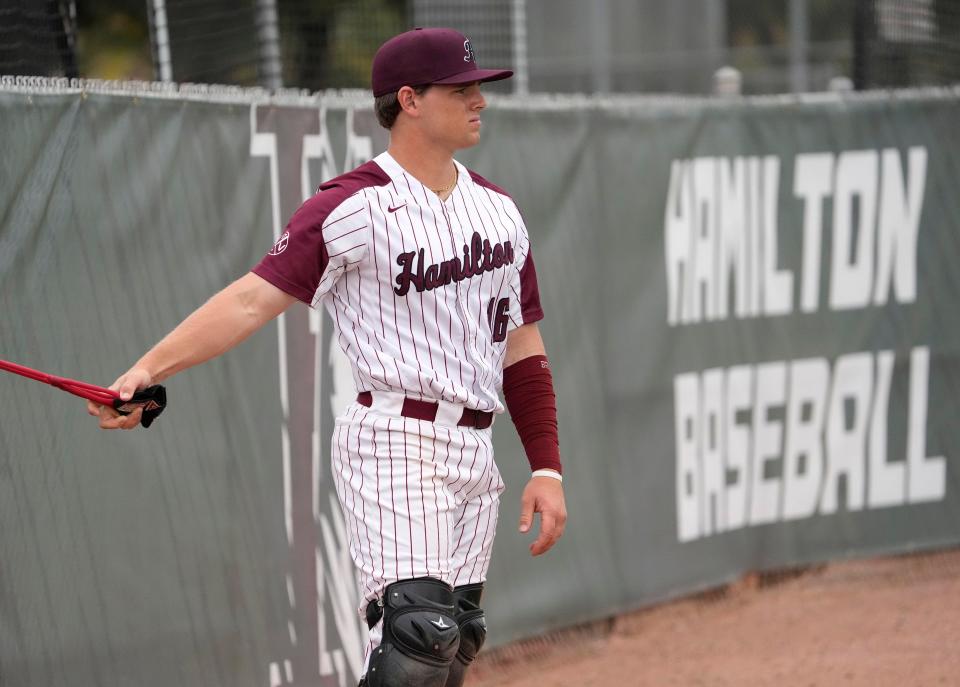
112, 385, 167, 428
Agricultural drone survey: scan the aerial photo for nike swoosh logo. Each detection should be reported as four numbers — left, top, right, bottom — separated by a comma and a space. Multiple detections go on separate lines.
430, 617, 450, 630
388, 204, 406, 213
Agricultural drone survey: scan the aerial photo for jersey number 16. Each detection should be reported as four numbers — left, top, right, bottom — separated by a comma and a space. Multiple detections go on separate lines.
487, 297, 510, 343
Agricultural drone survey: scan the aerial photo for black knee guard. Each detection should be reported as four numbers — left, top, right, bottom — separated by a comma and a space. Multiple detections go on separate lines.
443, 583, 488, 687
363, 578, 460, 687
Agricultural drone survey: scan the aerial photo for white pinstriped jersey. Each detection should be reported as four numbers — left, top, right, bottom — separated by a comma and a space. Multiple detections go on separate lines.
253, 151, 543, 413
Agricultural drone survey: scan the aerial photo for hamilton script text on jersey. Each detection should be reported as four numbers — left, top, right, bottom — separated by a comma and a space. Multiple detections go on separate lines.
394, 231, 515, 296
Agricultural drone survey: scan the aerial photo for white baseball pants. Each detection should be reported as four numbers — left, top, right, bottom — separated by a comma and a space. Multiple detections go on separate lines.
330, 393, 505, 664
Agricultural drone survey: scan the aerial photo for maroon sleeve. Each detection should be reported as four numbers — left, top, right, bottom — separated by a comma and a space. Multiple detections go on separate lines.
503, 354, 561, 473
252, 198, 332, 304
252, 160, 390, 305
519, 249, 544, 324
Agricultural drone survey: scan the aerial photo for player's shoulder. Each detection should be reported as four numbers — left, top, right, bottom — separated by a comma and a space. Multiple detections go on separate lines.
318, 159, 392, 198
467, 169, 513, 200
297, 160, 392, 225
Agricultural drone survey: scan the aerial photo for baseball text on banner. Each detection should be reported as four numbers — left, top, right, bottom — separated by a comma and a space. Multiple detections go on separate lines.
673, 348, 944, 541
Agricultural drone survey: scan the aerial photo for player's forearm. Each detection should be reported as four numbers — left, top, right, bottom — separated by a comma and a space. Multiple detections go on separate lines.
503, 322, 546, 367
503, 323, 562, 474
133, 272, 293, 382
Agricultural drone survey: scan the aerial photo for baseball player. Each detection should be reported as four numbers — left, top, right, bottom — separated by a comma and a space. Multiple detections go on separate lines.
89, 27, 566, 687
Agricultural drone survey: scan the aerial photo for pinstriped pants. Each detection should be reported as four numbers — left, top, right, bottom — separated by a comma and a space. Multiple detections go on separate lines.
330, 400, 505, 665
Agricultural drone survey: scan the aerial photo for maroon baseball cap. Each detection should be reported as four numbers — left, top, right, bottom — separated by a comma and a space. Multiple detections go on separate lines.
371, 27, 513, 97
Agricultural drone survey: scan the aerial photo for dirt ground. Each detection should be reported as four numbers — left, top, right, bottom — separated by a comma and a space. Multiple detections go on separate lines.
466, 549, 960, 687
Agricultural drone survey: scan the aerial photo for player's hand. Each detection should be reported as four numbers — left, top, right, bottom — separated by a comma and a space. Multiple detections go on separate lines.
518, 474, 567, 556
86, 367, 153, 430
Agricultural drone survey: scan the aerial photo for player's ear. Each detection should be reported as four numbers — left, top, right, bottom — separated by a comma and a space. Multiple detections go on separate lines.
397, 86, 422, 117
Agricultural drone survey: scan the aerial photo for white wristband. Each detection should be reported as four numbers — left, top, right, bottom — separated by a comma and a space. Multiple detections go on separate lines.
531, 469, 563, 482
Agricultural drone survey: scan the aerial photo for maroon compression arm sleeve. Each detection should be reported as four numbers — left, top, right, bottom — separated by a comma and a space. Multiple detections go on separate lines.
502, 354, 562, 473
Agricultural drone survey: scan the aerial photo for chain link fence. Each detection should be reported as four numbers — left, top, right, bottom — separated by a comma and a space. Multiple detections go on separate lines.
147, 0, 408, 89
0, 1, 78, 78
2, 0, 958, 94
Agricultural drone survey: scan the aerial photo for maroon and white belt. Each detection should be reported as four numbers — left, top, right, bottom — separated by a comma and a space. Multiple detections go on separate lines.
356, 391, 494, 430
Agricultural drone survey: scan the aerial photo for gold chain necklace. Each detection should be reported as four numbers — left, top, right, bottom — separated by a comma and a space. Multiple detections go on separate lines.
431, 167, 459, 195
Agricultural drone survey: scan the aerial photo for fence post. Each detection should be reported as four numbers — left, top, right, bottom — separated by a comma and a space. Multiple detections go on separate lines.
789, 0, 809, 92
588, 0, 611, 93
852, 0, 870, 89
146, 0, 173, 82
256, 0, 283, 91
511, 0, 529, 95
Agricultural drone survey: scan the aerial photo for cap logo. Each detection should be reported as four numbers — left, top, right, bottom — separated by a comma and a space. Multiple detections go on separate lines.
463, 39, 475, 63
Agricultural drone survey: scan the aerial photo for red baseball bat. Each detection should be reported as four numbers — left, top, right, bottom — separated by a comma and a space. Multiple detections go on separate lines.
0, 358, 167, 427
